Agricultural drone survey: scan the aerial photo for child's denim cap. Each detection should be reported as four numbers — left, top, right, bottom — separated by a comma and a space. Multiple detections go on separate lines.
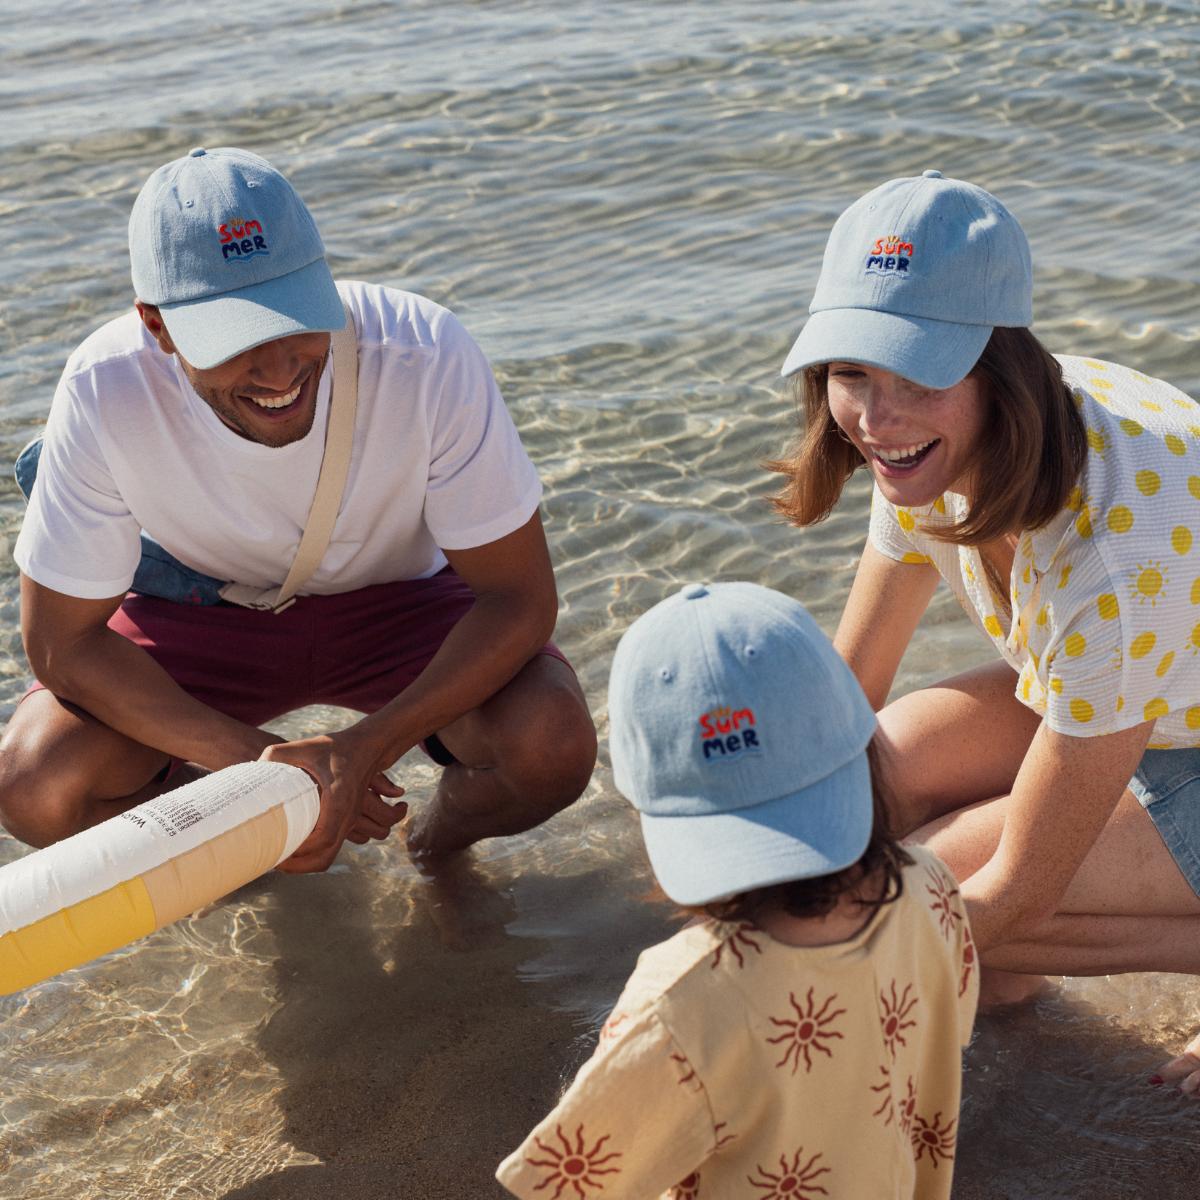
608, 581, 877, 905
780, 170, 1033, 390
129, 147, 345, 369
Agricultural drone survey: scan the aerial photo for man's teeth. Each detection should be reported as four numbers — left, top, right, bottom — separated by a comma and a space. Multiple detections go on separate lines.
875, 440, 935, 463
247, 384, 302, 409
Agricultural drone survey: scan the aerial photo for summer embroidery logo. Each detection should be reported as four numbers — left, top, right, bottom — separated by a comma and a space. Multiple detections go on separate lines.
865, 233, 913, 277
698, 704, 760, 761
218, 216, 269, 262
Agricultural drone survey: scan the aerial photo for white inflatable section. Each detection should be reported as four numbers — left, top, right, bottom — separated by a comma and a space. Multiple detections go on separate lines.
0, 760, 320, 994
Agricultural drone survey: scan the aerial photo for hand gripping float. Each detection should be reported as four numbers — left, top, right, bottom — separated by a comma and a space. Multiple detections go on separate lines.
0, 761, 319, 994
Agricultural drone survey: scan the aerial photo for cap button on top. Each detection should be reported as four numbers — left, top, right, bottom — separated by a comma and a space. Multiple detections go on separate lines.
922, 168, 943, 178
680, 583, 709, 600
188, 147, 207, 157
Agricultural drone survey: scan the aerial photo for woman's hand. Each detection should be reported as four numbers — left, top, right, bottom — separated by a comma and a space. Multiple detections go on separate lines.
1152, 1034, 1200, 1097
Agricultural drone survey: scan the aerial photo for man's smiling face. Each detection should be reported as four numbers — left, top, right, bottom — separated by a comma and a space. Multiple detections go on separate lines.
137, 302, 330, 447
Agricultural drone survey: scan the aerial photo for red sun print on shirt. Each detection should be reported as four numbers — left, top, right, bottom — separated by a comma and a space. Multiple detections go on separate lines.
526, 1125, 622, 1198
766, 988, 846, 1074
710, 922, 763, 969
960, 924, 976, 998
870, 1063, 894, 1125
925, 867, 963, 939
897, 1076, 917, 1137
671, 1050, 703, 1093
669, 1172, 701, 1199
878, 980, 918, 1058
911, 1111, 957, 1167
748, 1149, 831, 1198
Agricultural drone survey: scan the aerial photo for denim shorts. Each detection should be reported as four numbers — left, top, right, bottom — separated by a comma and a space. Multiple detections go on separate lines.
1128, 748, 1200, 898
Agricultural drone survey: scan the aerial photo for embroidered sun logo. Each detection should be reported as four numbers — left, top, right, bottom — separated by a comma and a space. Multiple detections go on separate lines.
1130, 560, 1168, 607
525, 1124, 622, 1199
710, 922, 763, 969
924, 867, 962, 939
748, 1149, 831, 1198
879, 980, 918, 1058
670, 1172, 701, 1199
911, 1111, 957, 1167
766, 988, 846, 1074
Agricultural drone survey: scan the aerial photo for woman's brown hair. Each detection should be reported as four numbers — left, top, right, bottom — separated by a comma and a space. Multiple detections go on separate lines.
767, 326, 1088, 547
662, 740, 914, 925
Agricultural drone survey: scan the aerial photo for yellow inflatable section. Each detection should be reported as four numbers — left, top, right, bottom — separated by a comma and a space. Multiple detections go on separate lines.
0, 760, 319, 994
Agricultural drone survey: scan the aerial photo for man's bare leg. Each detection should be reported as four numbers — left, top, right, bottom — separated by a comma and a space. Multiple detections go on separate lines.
406, 655, 597, 858
0, 689, 176, 847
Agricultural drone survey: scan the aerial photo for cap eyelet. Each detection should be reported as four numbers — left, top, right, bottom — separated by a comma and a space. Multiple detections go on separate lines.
745, 645, 758, 658
659, 667, 674, 682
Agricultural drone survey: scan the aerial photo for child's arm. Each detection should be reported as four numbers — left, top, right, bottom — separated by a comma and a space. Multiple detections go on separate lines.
496, 1009, 715, 1200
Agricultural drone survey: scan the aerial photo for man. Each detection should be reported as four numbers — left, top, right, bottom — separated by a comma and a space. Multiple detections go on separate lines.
0, 146, 596, 871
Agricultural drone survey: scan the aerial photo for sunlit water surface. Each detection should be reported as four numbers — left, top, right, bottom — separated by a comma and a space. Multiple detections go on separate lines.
2, 1, 1200, 1196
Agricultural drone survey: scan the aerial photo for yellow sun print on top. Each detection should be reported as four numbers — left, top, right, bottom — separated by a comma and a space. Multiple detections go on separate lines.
1130, 561, 1168, 607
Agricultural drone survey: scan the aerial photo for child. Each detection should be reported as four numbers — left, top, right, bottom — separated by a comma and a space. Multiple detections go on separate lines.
496, 581, 977, 1199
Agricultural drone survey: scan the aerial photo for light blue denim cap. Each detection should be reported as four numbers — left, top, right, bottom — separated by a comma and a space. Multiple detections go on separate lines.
129, 147, 345, 369
781, 170, 1033, 389
608, 581, 877, 905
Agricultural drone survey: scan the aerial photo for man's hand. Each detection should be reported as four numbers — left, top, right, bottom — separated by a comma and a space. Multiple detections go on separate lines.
261, 731, 406, 873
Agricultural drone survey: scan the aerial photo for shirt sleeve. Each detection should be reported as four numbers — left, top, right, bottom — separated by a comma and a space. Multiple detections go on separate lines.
421, 311, 542, 551
12, 374, 141, 598
867, 482, 930, 565
496, 1009, 714, 1200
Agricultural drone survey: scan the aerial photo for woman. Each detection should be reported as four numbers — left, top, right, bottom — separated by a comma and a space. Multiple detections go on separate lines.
771, 169, 1200, 1093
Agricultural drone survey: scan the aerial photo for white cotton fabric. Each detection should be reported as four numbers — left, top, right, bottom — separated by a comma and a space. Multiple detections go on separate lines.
870, 355, 1200, 746
14, 281, 542, 598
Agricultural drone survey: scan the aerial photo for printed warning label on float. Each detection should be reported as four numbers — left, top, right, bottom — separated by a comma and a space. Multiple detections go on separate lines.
121, 773, 247, 838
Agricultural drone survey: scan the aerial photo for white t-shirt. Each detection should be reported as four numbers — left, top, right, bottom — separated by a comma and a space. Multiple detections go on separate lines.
15, 281, 542, 599
870, 355, 1200, 747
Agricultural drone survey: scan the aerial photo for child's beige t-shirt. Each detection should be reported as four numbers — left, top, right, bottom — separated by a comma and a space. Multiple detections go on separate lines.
869, 355, 1200, 747
496, 846, 977, 1200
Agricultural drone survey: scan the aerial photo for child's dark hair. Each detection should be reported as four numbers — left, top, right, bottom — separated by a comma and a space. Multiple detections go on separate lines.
677, 740, 913, 924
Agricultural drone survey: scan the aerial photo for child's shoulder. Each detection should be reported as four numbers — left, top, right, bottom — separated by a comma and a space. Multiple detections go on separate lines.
615, 919, 760, 1013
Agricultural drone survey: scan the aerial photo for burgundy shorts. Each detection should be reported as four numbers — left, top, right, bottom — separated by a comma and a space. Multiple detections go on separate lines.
26, 568, 568, 763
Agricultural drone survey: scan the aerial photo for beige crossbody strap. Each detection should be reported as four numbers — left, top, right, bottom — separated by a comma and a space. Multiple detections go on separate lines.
218, 304, 359, 614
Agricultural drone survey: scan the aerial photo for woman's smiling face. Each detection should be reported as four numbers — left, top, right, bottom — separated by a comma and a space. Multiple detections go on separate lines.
825, 362, 988, 508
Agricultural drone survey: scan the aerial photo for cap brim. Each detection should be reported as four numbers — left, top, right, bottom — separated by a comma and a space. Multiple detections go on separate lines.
639, 753, 873, 906
158, 258, 345, 370
779, 307, 992, 390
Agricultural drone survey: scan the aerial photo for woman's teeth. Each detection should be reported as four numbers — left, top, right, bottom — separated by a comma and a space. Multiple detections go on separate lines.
247, 383, 302, 409
874, 439, 936, 465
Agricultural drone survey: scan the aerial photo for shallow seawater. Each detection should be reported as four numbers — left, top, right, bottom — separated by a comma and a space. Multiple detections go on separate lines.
2, 0, 1200, 1196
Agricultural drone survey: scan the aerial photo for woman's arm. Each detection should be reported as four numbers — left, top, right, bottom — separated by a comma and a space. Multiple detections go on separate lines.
834, 542, 939, 710
962, 719, 1154, 952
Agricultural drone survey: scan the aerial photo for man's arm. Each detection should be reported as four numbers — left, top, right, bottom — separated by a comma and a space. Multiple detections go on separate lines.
20, 572, 276, 769
263, 509, 559, 871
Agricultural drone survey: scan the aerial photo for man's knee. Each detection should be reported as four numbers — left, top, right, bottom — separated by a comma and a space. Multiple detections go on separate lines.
502, 686, 597, 804
0, 741, 82, 848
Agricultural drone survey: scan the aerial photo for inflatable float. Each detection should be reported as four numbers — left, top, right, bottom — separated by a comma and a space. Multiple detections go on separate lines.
0, 760, 319, 995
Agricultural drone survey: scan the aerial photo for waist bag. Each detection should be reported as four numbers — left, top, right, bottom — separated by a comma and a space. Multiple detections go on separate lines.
15, 307, 358, 614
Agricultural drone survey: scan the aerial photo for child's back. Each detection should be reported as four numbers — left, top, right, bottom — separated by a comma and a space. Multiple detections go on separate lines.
498, 845, 975, 1199
497, 581, 978, 1199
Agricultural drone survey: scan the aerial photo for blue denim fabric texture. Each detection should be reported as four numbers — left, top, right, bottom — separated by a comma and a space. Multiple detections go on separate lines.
1128, 747, 1200, 899
14, 436, 226, 606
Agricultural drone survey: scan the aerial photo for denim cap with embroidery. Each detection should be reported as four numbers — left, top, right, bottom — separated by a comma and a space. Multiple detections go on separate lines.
129, 147, 345, 369
780, 170, 1033, 390
608, 581, 877, 905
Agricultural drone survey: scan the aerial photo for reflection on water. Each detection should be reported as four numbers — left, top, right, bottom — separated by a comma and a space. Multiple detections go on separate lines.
2, 0, 1200, 1195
